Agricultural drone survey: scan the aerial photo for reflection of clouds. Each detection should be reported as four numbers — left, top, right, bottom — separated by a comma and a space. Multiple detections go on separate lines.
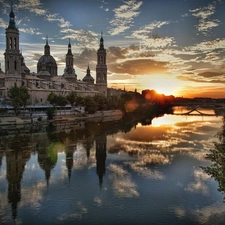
20, 182, 46, 209
0, 169, 6, 182
0, 191, 10, 224
93, 197, 102, 207
192, 202, 225, 224
108, 164, 139, 198
126, 161, 164, 180
57, 201, 87, 221
185, 169, 211, 195
108, 116, 222, 166
173, 206, 186, 218
73, 144, 95, 170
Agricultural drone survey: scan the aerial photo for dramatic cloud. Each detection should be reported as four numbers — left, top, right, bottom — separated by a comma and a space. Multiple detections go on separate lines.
109, 0, 143, 35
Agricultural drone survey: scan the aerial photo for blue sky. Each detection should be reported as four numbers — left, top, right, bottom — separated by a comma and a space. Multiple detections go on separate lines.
1, 0, 225, 97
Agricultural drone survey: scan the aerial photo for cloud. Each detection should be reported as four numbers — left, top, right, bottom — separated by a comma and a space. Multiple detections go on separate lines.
177, 75, 225, 84
127, 21, 174, 49
74, 48, 97, 69
198, 71, 224, 78
60, 28, 98, 46
109, 58, 168, 75
190, 2, 220, 34
19, 27, 42, 35
0, 18, 7, 28
109, 0, 143, 35
18, 0, 47, 16
46, 13, 72, 28
18, 0, 72, 31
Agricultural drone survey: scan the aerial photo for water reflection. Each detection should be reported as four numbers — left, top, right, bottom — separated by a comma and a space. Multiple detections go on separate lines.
201, 115, 225, 200
0, 109, 224, 224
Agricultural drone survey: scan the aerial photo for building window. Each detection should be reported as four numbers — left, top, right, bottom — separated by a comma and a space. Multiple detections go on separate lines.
14, 38, 16, 49
10, 37, 12, 49
14, 61, 17, 70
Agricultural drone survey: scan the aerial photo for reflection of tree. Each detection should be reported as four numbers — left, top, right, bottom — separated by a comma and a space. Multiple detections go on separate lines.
38, 142, 59, 186
201, 115, 225, 199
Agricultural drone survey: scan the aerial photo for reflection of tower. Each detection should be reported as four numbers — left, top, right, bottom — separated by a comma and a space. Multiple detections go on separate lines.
83, 138, 94, 159
95, 133, 107, 187
38, 143, 58, 186
0, 149, 3, 169
6, 149, 30, 221
65, 145, 76, 182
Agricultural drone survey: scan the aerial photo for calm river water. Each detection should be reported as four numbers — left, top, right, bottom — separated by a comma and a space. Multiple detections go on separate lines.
0, 107, 225, 225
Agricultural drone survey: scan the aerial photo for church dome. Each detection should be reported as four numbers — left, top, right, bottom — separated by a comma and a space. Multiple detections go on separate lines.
82, 65, 94, 84
38, 55, 57, 66
37, 37, 58, 76
83, 74, 94, 82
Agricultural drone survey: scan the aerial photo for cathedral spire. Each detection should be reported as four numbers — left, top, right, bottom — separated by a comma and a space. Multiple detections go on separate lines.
44, 35, 50, 55
99, 31, 105, 50
8, 2, 16, 29
67, 38, 72, 55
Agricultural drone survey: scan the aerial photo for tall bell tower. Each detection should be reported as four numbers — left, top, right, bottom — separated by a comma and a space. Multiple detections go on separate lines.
96, 33, 107, 97
4, 3, 22, 91
4, 3, 21, 76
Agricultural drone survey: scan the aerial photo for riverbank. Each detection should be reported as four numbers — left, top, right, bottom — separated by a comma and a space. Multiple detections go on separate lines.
0, 110, 123, 126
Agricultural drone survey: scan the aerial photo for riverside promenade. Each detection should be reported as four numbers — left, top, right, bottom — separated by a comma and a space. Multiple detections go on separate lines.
0, 110, 123, 126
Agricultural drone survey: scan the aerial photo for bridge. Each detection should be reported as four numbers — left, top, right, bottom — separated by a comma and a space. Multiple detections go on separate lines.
173, 104, 218, 116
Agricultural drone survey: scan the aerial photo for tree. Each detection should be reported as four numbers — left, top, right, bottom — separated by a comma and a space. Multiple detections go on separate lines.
84, 96, 97, 114
201, 115, 225, 201
56, 95, 68, 114
47, 92, 68, 114
47, 92, 58, 108
66, 91, 77, 108
8, 83, 30, 116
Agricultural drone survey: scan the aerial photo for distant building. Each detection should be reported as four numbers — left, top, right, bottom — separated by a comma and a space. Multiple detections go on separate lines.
0, 5, 108, 105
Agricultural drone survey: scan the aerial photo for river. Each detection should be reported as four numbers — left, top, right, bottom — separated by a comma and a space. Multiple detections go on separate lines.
0, 107, 224, 225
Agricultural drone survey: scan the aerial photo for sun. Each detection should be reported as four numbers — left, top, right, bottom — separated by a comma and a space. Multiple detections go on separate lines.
136, 74, 182, 96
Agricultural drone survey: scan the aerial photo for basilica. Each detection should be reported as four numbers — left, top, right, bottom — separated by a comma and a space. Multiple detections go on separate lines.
0, 5, 108, 105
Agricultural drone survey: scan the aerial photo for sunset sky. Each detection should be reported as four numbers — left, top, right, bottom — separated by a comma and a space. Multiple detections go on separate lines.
0, 0, 225, 98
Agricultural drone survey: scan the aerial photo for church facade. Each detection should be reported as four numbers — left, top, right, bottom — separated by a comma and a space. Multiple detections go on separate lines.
0, 5, 108, 106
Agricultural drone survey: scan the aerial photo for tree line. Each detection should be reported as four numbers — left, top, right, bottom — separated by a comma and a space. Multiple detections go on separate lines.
5, 84, 174, 120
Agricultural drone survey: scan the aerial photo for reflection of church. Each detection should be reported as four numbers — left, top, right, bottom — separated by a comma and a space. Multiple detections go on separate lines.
0, 5, 108, 104
3, 124, 108, 222
6, 145, 31, 221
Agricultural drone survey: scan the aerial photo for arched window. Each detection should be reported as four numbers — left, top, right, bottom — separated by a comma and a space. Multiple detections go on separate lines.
14, 61, 17, 70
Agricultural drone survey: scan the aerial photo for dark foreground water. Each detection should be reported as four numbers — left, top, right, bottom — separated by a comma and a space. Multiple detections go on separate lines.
0, 108, 225, 225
